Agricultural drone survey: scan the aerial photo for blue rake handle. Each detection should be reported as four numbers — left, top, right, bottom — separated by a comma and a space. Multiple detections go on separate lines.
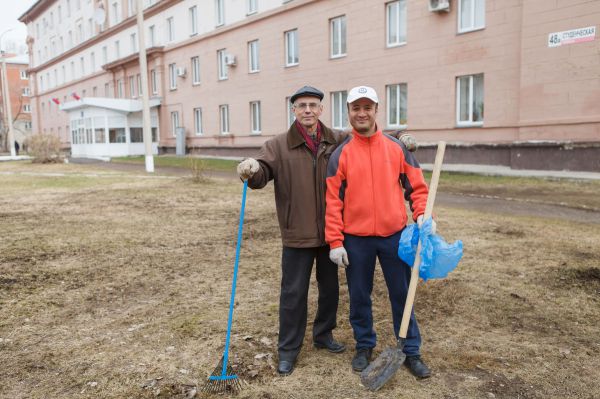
212, 179, 248, 380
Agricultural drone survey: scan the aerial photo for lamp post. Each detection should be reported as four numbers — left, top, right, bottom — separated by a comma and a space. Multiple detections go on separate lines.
135, 0, 154, 173
0, 29, 16, 157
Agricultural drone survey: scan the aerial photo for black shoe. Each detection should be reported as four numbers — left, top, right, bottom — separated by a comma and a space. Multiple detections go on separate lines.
405, 355, 431, 379
351, 348, 373, 372
277, 359, 295, 376
313, 338, 346, 353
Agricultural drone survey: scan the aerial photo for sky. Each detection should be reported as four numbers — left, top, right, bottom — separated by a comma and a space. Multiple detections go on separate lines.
0, 0, 37, 53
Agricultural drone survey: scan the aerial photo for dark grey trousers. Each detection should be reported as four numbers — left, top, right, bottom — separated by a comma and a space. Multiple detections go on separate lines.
278, 246, 339, 361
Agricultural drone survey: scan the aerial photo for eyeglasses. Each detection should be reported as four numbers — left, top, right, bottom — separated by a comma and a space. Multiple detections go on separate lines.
293, 102, 321, 111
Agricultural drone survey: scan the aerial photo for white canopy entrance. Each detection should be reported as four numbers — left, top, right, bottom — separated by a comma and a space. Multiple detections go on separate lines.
60, 97, 161, 159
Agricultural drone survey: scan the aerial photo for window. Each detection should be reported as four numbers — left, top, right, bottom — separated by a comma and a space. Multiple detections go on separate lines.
286, 97, 295, 126
169, 63, 177, 89
189, 6, 198, 36
105, 82, 110, 97
130, 32, 137, 53
137, 74, 142, 95
66, 0, 71, 17
130, 128, 143, 143
25, 121, 32, 129
386, 83, 407, 127
128, 0, 136, 16
171, 111, 179, 137
247, 0, 257, 15
129, 76, 136, 98
248, 40, 259, 73
191, 56, 201, 84
23, 104, 32, 113
117, 79, 124, 98
151, 69, 158, 94
250, 101, 261, 134
93, 86, 97, 96
20, 70, 28, 79
102, 46, 108, 64
215, 0, 225, 26
22, 87, 31, 96
166, 17, 174, 42
219, 105, 229, 134
109, 128, 126, 143
458, 0, 485, 33
148, 25, 155, 47
115, 40, 120, 58
456, 73, 484, 126
88, 18, 94, 39
90, 52, 95, 71
331, 91, 348, 129
112, 2, 120, 25
62, 66, 66, 83
285, 29, 299, 66
58, 6, 62, 22
80, 57, 85, 76
217, 49, 228, 80
387, 0, 407, 46
194, 107, 203, 135
330, 16, 346, 58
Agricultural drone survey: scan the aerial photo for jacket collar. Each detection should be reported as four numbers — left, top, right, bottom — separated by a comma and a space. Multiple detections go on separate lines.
287, 120, 336, 149
351, 126, 382, 144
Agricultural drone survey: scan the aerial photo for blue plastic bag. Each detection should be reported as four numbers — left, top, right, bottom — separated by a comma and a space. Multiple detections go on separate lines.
398, 218, 463, 281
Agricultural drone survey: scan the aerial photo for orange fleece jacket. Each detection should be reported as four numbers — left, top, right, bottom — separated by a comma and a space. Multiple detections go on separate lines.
325, 130, 429, 249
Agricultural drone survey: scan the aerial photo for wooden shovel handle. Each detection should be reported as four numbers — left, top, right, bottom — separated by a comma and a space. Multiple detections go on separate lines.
399, 141, 446, 339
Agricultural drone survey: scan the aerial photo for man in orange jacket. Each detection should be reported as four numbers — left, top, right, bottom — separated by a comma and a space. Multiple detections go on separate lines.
325, 86, 434, 378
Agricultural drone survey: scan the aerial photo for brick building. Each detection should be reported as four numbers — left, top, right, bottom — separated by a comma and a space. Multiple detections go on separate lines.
0, 53, 32, 150
18, 0, 600, 171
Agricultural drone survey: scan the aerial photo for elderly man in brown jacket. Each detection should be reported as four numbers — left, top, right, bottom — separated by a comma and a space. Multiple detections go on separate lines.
237, 86, 345, 376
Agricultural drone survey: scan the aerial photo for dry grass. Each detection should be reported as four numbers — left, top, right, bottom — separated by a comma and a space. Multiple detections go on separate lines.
0, 162, 598, 399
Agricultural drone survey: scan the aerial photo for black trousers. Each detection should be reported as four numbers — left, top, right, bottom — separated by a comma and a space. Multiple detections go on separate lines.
278, 246, 339, 361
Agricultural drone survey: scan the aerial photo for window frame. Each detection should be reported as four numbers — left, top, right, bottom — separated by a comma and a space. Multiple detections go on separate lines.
169, 63, 177, 90
386, 0, 407, 47
330, 15, 347, 58
247, 0, 258, 15
219, 104, 230, 134
191, 56, 201, 85
215, 0, 225, 26
458, 0, 486, 34
194, 107, 203, 135
151, 69, 158, 95
166, 16, 175, 42
217, 49, 228, 80
456, 73, 484, 127
248, 40, 260, 73
386, 83, 408, 128
189, 6, 198, 36
331, 91, 348, 130
285, 29, 299, 67
250, 101, 261, 134
171, 111, 179, 137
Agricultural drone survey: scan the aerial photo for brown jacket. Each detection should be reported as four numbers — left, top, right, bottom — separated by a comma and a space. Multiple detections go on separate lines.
248, 121, 342, 248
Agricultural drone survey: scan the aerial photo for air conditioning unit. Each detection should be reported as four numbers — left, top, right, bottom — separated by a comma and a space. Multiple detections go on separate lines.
429, 0, 450, 13
224, 54, 237, 66
176, 67, 187, 77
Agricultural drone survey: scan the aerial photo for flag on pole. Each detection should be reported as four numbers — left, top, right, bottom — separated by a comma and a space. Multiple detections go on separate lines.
52, 98, 60, 105
71, 92, 81, 100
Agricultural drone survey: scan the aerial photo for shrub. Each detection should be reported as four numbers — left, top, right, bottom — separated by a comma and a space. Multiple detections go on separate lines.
187, 156, 209, 183
24, 133, 63, 163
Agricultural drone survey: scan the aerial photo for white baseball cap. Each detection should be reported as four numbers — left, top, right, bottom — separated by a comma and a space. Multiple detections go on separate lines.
347, 86, 379, 104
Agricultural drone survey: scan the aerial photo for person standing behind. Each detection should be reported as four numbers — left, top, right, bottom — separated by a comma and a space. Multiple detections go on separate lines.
236, 86, 346, 376
325, 86, 434, 378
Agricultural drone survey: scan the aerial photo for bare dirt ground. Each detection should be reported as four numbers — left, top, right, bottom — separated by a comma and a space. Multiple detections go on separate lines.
1, 161, 599, 399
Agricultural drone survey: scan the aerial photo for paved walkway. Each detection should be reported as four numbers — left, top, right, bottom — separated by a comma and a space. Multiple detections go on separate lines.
420, 163, 600, 180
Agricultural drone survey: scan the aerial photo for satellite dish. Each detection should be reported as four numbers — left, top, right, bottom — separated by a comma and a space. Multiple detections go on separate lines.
93, 7, 106, 25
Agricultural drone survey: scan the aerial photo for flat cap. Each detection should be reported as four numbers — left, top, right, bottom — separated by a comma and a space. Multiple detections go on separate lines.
290, 86, 324, 104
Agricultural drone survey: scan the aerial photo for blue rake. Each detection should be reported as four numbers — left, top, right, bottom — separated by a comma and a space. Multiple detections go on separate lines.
202, 180, 248, 394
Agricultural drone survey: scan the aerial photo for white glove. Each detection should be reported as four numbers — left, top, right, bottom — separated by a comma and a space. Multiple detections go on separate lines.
399, 134, 417, 152
237, 158, 259, 180
329, 246, 349, 268
417, 215, 437, 235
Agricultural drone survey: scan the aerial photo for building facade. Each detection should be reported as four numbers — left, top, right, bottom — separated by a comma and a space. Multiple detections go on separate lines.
0, 54, 32, 150
19, 0, 600, 171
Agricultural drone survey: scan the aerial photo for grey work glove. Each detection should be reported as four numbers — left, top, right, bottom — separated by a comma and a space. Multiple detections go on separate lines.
329, 246, 349, 268
237, 158, 259, 180
399, 133, 417, 152
417, 215, 437, 235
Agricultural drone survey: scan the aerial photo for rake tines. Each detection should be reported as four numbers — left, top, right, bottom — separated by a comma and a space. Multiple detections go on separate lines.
201, 356, 241, 394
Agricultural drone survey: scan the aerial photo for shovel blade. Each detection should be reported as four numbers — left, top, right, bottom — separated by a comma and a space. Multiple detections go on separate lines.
360, 347, 406, 391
